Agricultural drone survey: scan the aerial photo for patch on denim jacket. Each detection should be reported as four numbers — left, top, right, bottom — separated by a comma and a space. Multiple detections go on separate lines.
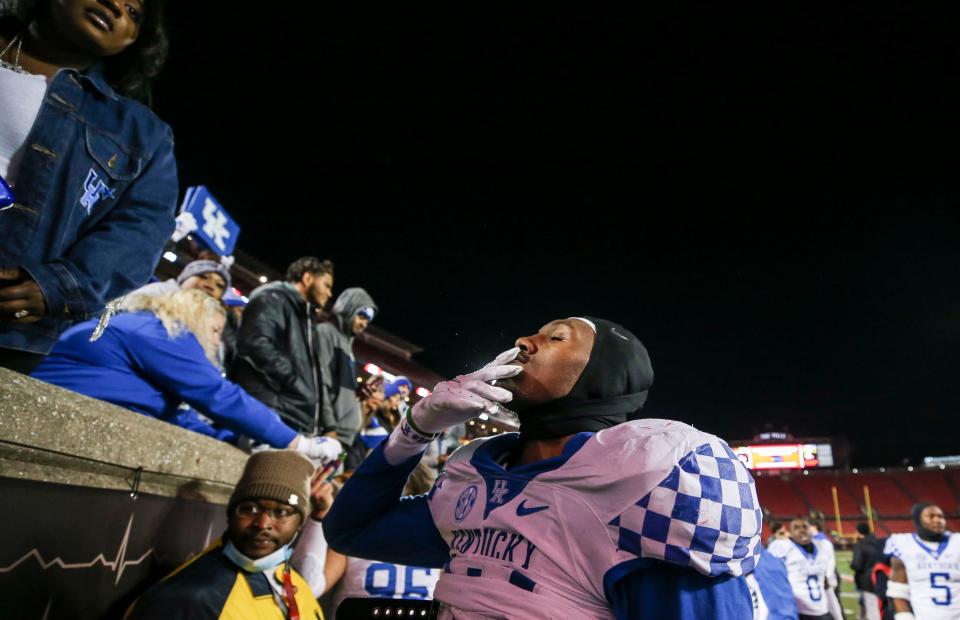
79, 167, 115, 214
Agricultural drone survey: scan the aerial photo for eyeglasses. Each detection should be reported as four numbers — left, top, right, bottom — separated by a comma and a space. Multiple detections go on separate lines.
233, 501, 298, 522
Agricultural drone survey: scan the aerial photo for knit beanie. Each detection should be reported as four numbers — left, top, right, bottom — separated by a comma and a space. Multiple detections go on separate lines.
228, 450, 314, 523
384, 376, 413, 399
177, 259, 232, 290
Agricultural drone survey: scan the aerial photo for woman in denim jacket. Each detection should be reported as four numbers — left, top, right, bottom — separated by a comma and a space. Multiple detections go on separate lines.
0, 0, 177, 373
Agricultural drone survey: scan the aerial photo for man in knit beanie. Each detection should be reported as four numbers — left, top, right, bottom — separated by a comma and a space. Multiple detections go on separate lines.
126, 451, 326, 619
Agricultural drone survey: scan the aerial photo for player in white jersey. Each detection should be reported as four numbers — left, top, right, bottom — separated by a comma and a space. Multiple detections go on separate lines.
293, 452, 441, 617
325, 316, 762, 618
808, 516, 844, 620
329, 556, 440, 611
768, 517, 833, 620
884, 503, 960, 620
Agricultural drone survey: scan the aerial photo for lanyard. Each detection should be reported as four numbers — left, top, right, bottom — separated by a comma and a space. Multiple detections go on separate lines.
266, 565, 301, 620
282, 565, 301, 620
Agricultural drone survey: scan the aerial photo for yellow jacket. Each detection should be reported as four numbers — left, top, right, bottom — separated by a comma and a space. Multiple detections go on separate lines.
125, 541, 324, 620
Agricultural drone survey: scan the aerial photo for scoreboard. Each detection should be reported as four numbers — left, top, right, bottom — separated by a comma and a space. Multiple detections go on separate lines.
733, 442, 835, 470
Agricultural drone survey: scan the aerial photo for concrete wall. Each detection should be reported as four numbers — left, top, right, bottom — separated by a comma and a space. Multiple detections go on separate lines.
0, 368, 255, 619
0, 367, 248, 504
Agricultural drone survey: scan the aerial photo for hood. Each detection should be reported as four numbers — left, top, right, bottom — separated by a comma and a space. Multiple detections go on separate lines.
331, 288, 378, 335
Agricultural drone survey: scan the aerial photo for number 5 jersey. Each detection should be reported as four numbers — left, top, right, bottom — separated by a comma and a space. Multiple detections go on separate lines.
884, 532, 960, 619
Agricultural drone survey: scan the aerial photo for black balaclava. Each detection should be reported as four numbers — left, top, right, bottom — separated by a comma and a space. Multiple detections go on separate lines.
517, 317, 654, 440
913, 502, 944, 542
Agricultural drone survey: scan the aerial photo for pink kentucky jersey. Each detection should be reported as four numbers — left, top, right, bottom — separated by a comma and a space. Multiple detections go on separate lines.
426, 418, 763, 619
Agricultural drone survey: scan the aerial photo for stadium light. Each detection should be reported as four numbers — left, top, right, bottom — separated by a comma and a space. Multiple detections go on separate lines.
803, 470, 809, 476
258, 275, 268, 283
852, 468, 858, 473
941, 464, 947, 470
162, 251, 178, 263
907, 466, 914, 471
478, 413, 489, 420
381, 371, 396, 382
364, 363, 382, 376
492, 427, 498, 433
415, 387, 431, 398
879, 467, 885, 472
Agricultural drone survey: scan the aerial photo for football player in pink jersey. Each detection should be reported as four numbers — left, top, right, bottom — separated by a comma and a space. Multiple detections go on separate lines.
326, 316, 763, 618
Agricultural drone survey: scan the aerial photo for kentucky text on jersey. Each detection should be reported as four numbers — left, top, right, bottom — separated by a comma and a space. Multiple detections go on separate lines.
449, 527, 537, 569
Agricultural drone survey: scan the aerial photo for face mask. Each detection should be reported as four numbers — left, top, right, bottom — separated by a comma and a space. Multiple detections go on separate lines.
223, 539, 291, 573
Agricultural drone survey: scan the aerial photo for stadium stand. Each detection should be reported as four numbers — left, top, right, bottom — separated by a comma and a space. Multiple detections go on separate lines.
791, 473, 860, 515
754, 475, 811, 516
754, 467, 960, 536
892, 470, 958, 514
851, 473, 913, 515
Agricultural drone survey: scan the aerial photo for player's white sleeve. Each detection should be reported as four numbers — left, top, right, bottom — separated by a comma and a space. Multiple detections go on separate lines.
292, 519, 328, 596
883, 535, 903, 559
766, 539, 790, 559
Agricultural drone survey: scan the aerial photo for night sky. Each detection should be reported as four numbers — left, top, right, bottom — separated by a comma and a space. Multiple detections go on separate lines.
150, 5, 959, 466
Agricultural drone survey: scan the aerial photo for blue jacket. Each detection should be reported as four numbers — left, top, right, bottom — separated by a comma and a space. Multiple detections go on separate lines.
31, 312, 298, 448
0, 65, 178, 353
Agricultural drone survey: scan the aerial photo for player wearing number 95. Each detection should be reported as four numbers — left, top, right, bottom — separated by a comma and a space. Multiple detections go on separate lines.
325, 316, 765, 618
884, 503, 960, 620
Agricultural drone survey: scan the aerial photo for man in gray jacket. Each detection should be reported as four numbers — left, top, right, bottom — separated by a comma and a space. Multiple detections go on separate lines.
316, 287, 378, 445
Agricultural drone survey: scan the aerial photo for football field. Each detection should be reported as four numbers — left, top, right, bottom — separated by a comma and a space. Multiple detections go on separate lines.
835, 549, 859, 620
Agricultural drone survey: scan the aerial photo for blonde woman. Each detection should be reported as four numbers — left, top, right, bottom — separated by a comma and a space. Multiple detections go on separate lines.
32, 289, 302, 449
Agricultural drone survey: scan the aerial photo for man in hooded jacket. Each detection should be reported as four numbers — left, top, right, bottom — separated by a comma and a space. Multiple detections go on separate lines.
316, 287, 378, 446
323, 316, 761, 618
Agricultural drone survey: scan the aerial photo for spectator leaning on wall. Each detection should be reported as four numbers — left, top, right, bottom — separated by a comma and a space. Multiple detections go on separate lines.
31, 289, 342, 465
0, 0, 178, 374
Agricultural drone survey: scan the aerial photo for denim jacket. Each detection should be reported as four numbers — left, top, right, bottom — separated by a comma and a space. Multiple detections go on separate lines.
0, 65, 178, 353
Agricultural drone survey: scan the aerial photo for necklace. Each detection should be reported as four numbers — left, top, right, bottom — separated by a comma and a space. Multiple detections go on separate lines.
0, 34, 26, 74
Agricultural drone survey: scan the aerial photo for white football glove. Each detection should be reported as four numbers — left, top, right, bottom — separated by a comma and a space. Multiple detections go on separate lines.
382, 347, 522, 465
292, 435, 342, 468
408, 347, 522, 435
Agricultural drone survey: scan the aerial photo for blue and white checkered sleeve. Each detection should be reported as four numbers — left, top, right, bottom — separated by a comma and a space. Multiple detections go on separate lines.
609, 439, 763, 578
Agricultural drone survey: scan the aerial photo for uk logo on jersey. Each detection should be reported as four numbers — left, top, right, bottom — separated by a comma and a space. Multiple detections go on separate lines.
455, 485, 478, 523
490, 479, 510, 504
